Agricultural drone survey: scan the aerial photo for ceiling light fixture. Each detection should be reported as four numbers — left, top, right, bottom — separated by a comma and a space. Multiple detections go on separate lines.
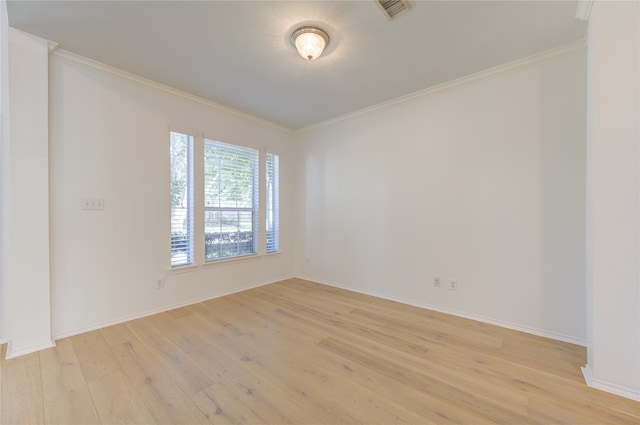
290, 26, 330, 61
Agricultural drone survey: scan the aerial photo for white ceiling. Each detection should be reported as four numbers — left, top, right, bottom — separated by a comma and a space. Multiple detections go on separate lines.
7, 0, 587, 129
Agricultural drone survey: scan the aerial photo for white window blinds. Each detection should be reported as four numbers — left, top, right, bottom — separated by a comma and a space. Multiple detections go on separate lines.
204, 140, 259, 260
266, 152, 280, 253
170, 131, 194, 267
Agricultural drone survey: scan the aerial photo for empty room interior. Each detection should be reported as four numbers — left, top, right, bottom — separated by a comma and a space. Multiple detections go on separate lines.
1, 0, 639, 423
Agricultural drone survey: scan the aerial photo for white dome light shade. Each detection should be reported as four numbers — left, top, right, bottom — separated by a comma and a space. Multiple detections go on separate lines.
291, 27, 329, 61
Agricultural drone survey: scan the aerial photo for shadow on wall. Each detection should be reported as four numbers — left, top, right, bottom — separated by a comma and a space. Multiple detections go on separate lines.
535, 52, 587, 340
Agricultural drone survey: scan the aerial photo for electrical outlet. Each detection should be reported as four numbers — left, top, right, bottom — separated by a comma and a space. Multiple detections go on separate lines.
433, 277, 441, 287
448, 279, 457, 290
156, 279, 165, 289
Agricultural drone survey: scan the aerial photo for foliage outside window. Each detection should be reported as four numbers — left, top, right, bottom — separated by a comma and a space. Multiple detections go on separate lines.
204, 140, 259, 261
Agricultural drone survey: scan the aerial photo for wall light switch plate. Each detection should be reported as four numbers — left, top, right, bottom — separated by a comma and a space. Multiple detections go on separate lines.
81, 198, 105, 210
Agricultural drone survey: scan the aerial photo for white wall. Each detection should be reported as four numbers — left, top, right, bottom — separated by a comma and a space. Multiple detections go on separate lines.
585, 0, 640, 400
48, 52, 295, 338
2, 28, 54, 357
295, 49, 587, 343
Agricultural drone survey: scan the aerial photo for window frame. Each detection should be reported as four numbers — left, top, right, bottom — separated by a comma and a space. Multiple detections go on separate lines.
203, 139, 259, 262
265, 151, 280, 254
168, 128, 280, 271
169, 130, 195, 268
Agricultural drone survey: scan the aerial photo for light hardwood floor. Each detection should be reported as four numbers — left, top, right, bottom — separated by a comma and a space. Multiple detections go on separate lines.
1, 278, 639, 424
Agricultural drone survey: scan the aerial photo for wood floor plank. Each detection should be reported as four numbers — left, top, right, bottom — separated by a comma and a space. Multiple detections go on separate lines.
222, 295, 516, 422
39, 339, 100, 424
127, 317, 214, 395
296, 278, 640, 416
318, 335, 535, 424
294, 279, 585, 370
88, 370, 157, 425
191, 382, 268, 425
146, 310, 318, 424
287, 279, 586, 382
181, 302, 366, 425
212, 293, 439, 425
1, 350, 45, 424
72, 329, 158, 424
99, 323, 211, 425
70, 330, 121, 383
243, 299, 493, 424
253, 280, 640, 423
1, 279, 638, 424
241, 288, 525, 424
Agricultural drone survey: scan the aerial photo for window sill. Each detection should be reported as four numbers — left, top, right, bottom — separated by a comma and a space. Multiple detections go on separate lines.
168, 252, 283, 273
202, 253, 260, 268
168, 264, 199, 275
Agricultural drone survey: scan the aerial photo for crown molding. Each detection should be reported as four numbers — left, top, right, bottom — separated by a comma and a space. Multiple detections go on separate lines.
47, 41, 59, 54
51, 49, 294, 135
51, 40, 586, 136
575, 0, 594, 21
298, 39, 587, 134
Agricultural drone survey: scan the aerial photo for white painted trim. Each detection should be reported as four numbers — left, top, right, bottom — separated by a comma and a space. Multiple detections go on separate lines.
298, 40, 587, 133
168, 245, 282, 275
52, 275, 294, 341
296, 274, 587, 347
51, 49, 293, 135
202, 253, 260, 269
582, 365, 640, 402
5, 339, 56, 359
167, 264, 199, 275
46, 40, 58, 54
575, 0, 594, 21
582, 364, 594, 384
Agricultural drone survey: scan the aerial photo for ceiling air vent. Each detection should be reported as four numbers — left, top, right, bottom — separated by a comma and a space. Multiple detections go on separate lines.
376, 0, 411, 20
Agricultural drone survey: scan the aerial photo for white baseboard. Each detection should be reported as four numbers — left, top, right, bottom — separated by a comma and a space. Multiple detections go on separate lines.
53, 275, 294, 341
582, 365, 640, 402
295, 274, 587, 347
5, 339, 56, 359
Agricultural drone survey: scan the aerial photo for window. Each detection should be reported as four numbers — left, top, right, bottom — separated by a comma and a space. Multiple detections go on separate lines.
266, 152, 279, 253
204, 140, 259, 261
169, 130, 279, 267
170, 131, 194, 267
